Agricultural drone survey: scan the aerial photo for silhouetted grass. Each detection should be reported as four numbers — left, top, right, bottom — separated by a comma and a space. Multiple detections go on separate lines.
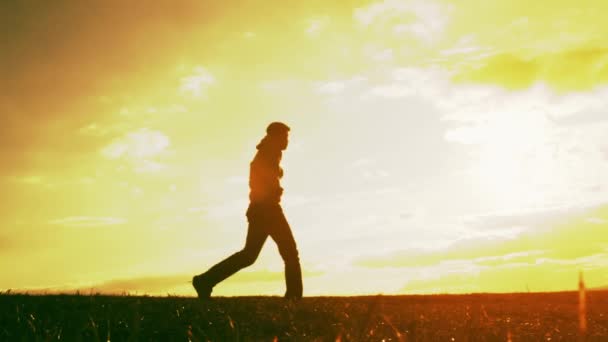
1, 290, 607, 341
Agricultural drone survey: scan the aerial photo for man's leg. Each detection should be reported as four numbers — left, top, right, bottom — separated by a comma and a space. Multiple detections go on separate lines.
195, 220, 267, 294
269, 207, 303, 299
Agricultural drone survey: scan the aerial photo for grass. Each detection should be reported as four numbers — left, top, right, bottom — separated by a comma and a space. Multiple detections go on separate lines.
1, 290, 607, 341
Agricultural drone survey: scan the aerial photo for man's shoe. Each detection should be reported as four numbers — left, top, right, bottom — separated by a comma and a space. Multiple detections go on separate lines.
284, 292, 302, 301
192, 275, 212, 300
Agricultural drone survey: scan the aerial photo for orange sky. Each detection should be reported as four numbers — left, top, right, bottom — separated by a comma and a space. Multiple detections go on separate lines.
1, 0, 608, 296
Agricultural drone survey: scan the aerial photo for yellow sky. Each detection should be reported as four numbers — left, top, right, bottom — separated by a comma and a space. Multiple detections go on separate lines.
1, 0, 608, 296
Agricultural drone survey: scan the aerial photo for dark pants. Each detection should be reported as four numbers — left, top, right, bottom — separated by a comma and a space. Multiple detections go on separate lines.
199, 203, 303, 298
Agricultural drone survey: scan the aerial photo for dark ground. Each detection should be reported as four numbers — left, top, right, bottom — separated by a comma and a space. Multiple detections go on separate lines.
1, 290, 607, 341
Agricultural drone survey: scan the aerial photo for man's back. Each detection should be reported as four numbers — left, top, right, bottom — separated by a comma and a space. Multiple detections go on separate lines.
249, 146, 283, 204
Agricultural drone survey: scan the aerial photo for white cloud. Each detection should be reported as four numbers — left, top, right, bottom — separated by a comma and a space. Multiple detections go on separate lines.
439, 84, 608, 126
460, 203, 600, 231
101, 128, 170, 173
441, 46, 482, 56
439, 34, 487, 57
101, 128, 170, 160
179, 66, 215, 98
533, 253, 608, 267
586, 217, 607, 224
354, 0, 451, 44
546, 87, 608, 120
473, 250, 546, 264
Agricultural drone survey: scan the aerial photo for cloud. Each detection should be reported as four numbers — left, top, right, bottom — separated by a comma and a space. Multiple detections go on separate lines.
586, 217, 607, 224
100, 128, 170, 173
0, 0, 216, 175
461, 204, 599, 231
356, 204, 608, 269
354, 0, 450, 44
179, 66, 215, 98
101, 128, 170, 160
440, 40, 483, 56
454, 48, 608, 90
355, 241, 538, 269
48, 216, 127, 227
472, 250, 545, 267
400, 255, 608, 293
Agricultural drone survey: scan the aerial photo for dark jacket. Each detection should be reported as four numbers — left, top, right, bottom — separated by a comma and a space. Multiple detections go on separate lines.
249, 137, 284, 204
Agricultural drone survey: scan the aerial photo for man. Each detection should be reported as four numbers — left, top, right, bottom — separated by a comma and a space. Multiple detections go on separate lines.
193, 122, 303, 300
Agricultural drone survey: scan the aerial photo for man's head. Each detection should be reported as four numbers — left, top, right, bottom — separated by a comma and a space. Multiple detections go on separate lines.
266, 121, 290, 150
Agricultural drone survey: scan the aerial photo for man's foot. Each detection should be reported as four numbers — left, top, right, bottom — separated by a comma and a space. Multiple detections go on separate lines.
284, 293, 302, 301
192, 275, 212, 300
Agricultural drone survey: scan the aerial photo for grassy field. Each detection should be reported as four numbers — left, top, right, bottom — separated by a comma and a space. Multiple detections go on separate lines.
1, 291, 607, 341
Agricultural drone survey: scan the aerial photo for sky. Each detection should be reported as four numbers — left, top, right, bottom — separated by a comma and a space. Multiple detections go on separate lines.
1, 0, 608, 296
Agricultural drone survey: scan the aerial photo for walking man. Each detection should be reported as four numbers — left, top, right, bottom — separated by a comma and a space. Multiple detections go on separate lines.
193, 122, 303, 300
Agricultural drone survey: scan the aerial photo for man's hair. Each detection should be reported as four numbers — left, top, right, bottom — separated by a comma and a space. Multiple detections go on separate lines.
266, 122, 290, 136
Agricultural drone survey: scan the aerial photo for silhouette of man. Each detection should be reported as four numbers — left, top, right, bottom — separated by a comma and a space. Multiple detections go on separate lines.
193, 122, 303, 300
